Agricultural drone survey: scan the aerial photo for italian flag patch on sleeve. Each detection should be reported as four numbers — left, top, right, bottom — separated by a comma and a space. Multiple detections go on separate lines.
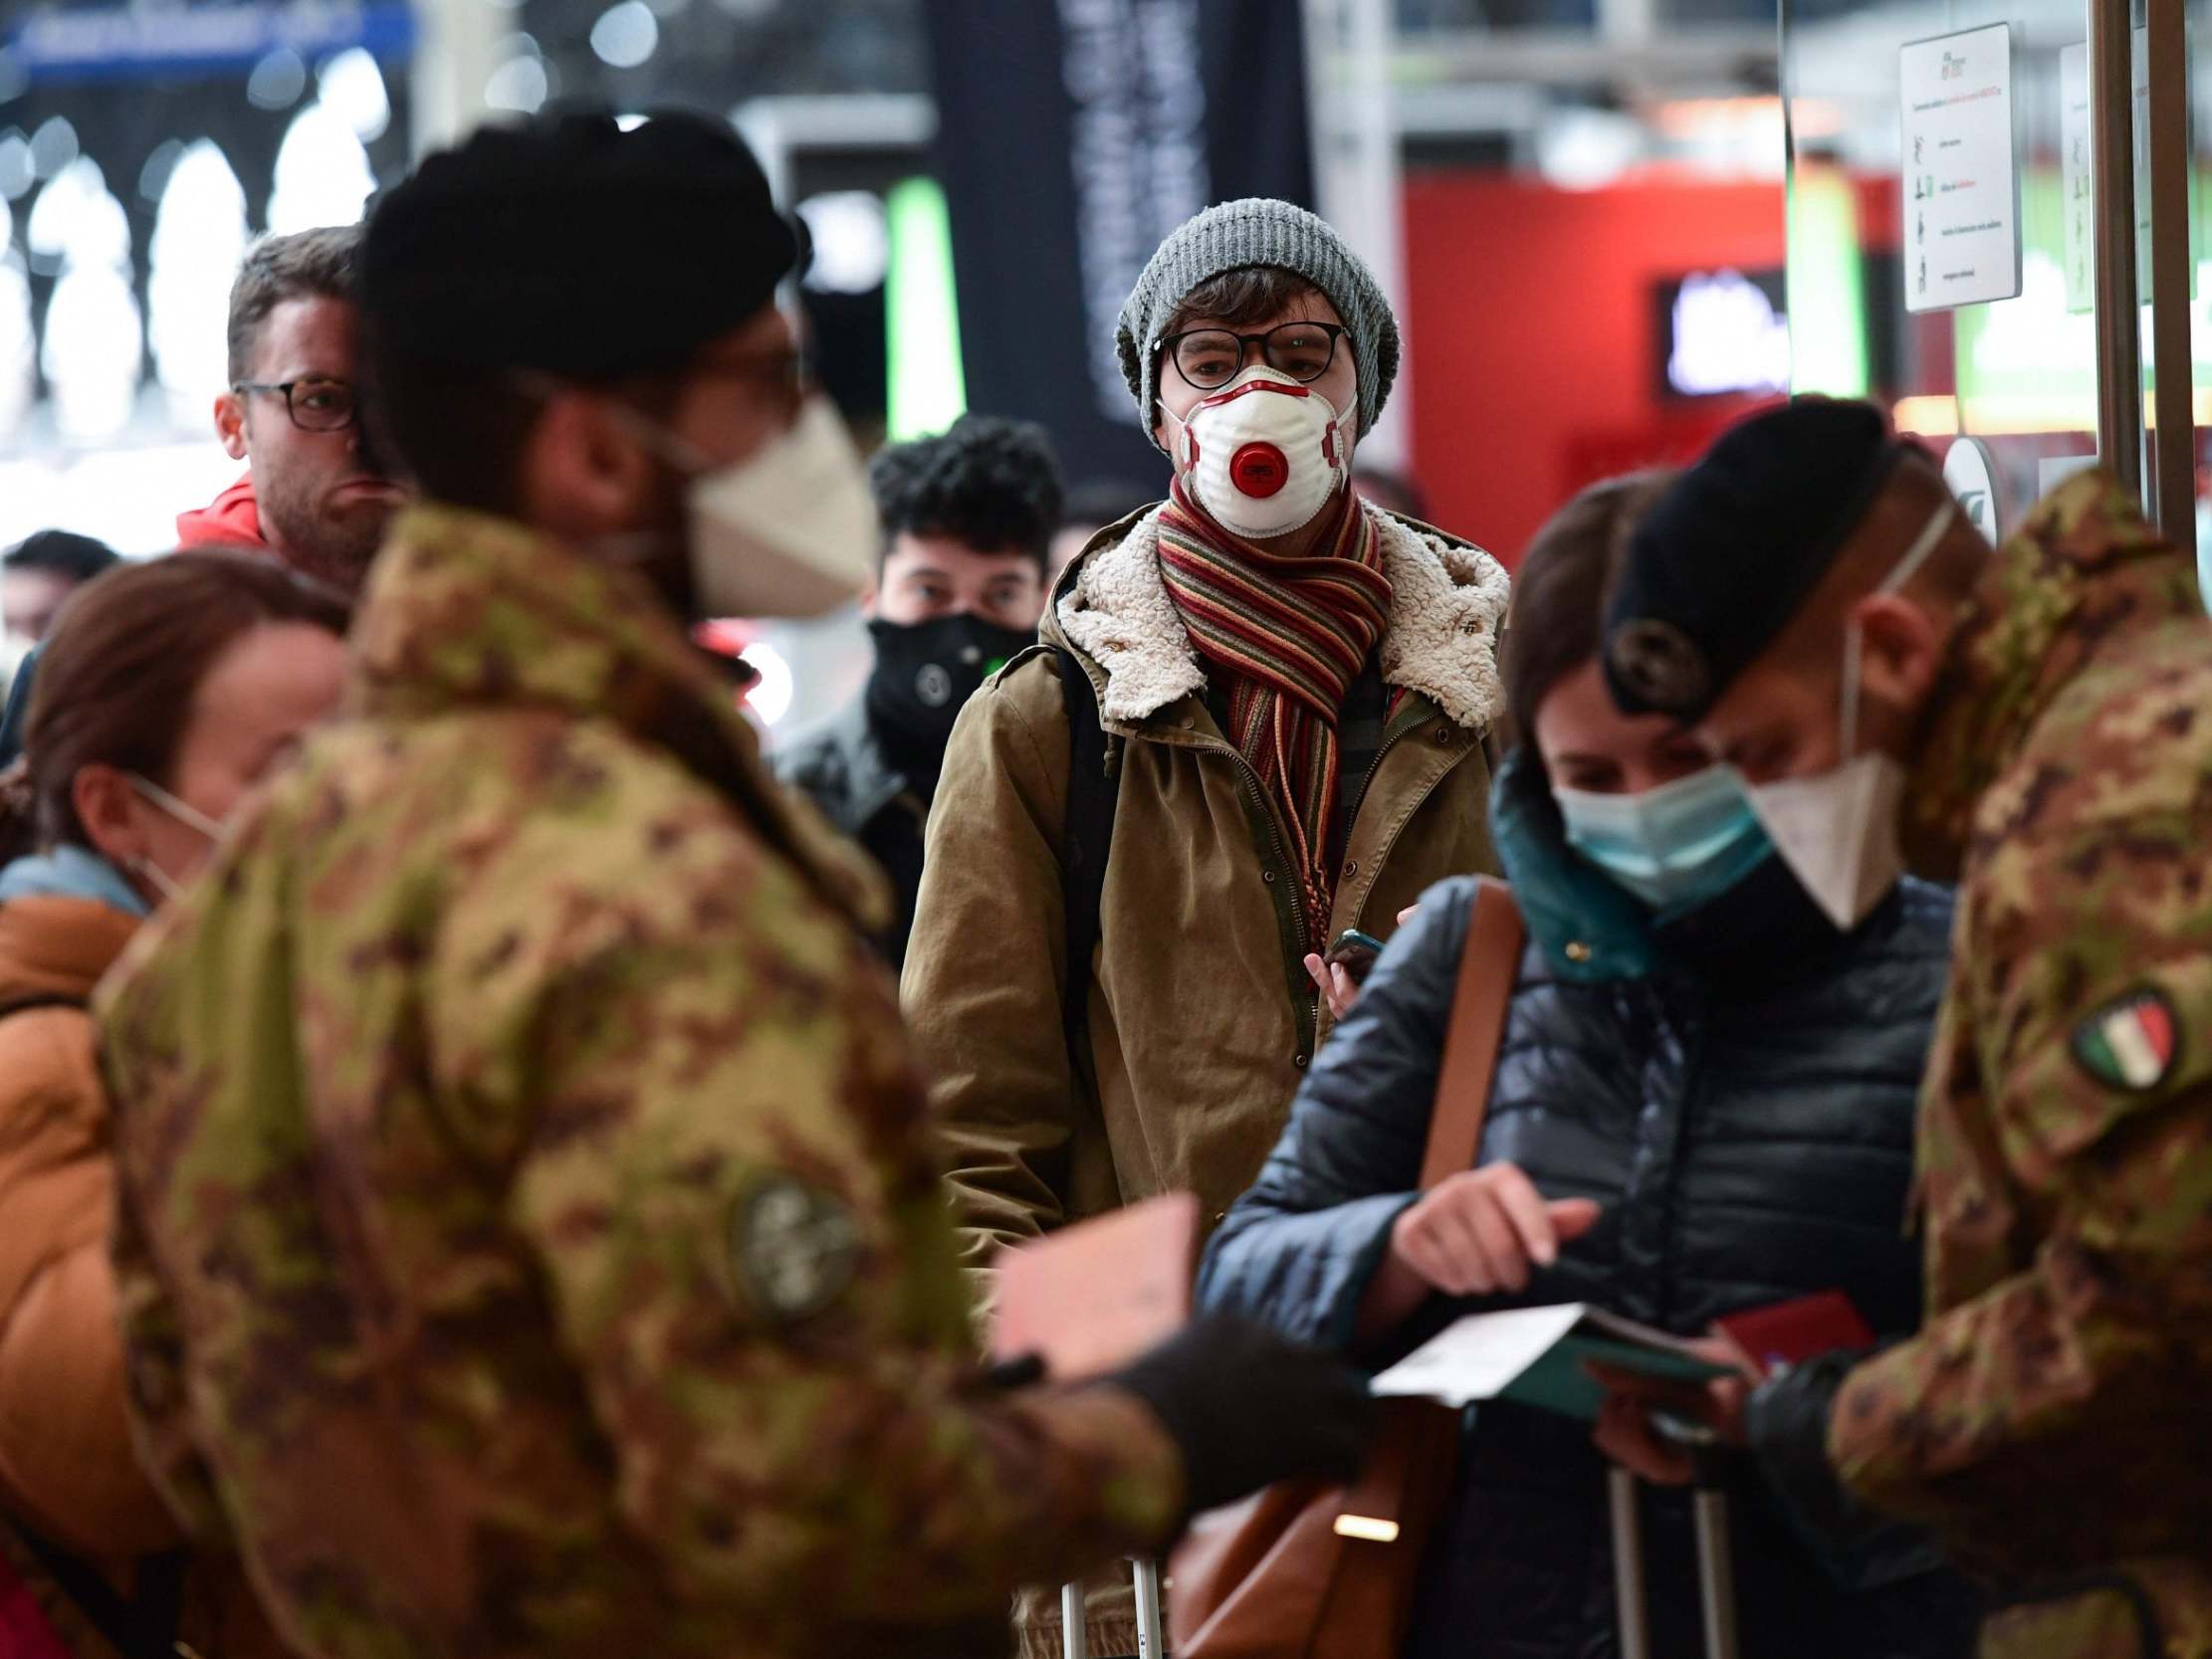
2071, 988, 2180, 1092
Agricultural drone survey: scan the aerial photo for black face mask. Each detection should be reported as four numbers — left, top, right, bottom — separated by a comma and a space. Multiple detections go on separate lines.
866, 613, 1036, 761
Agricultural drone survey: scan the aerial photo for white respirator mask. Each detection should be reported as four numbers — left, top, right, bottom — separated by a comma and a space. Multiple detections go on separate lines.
684, 393, 877, 619
1734, 498, 1958, 933
1165, 366, 1353, 539
531, 372, 876, 621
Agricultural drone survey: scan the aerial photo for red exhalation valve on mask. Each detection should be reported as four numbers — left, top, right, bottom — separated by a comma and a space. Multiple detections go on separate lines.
1229, 442, 1289, 499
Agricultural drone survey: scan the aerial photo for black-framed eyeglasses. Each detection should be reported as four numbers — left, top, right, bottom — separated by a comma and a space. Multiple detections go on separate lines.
233, 377, 359, 433
1153, 321, 1349, 392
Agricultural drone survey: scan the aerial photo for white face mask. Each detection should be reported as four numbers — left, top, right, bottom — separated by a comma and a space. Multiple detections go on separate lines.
1735, 500, 1956, 932
126, 772, 223, 904
1165, 366, 1352, 539
534, 374, 876, 621
686, 393, 877, 619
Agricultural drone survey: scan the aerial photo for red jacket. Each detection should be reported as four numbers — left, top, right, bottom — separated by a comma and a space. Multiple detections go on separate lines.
174, 476, 267, 550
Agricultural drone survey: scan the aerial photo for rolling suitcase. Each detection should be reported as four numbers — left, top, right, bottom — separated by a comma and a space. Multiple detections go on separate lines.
1609, 1414, 1740, 1659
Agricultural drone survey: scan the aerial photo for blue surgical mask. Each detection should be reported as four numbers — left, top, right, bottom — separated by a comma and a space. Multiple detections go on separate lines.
1553, 766, 1773, 918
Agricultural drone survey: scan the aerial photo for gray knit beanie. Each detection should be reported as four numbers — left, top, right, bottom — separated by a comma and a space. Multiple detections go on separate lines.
1116, 198, 1400, 450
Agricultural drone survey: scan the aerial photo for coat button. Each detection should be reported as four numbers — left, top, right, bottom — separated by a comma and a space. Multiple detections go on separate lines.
1213, 1210, 1227, 1225
1262, 870, 1275, 884
1435, 726, 1457, 745
1344, 860, 1359, 878
1294, 1053, 1309, 1068
1566, 940, 1593, 963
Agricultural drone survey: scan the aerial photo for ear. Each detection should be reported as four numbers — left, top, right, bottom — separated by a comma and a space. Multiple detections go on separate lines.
72, 763, 148, 873
518, 393, 659, 539
1852, 592, 1944, 723
215, 391, 248, 462
858, 574, 879, 620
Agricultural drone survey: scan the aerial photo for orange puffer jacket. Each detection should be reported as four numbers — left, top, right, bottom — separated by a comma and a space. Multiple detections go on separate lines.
0, 887, 285, 1658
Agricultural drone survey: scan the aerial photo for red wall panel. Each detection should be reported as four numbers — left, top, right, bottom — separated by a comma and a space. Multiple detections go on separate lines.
1401, 169, 1787, 567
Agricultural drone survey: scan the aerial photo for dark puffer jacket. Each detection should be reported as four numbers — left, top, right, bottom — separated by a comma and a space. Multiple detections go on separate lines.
1198, 755, 1981, 1659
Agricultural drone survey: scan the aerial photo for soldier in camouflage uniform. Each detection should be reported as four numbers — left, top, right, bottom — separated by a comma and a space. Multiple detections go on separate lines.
1586, 400, 2211, 1659
97, 112, 1371, 1659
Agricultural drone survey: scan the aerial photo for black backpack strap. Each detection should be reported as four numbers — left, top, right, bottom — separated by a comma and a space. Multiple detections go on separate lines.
1053, 646, 1120, 1069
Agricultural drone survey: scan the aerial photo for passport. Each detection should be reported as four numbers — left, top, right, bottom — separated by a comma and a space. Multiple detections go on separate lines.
988, 1192, 1200, 1382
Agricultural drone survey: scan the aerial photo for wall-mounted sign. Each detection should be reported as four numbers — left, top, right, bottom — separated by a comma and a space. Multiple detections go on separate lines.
4, 0, 414, 85
1653, 267, 1790, 399
1943, 437, 2001, 541
1900, 23, 2022, 314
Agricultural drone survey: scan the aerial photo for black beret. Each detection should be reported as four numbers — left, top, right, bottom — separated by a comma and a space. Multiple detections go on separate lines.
1602, 399, 1903, 722
361, 110, 802, 378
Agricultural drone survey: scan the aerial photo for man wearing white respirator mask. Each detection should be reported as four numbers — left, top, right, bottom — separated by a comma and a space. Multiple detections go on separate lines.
904, 198, 1512, 1659
98, 117, 1381, 1659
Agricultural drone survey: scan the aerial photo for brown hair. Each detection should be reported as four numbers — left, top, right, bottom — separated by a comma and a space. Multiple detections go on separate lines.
0, 551, 352, 863
227, 226, 361, 383
1164, 267, 1328, 337
1500, 471, 1678, 747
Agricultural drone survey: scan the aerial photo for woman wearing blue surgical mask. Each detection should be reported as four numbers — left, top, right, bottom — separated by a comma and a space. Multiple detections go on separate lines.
0, 550, 346, 1659
1201, 476, 1980, 1659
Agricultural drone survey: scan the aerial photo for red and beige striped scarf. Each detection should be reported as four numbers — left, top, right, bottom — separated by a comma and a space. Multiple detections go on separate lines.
1156, 480, 1393, 949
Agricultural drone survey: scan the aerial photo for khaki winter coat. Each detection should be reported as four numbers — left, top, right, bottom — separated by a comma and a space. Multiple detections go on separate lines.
902, 502, 1509, 1657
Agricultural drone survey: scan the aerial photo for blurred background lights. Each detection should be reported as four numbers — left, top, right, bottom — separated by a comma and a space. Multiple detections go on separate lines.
27, 158, 130, 276
0, 133, 30, 201
589, 1, 659, 69
43, 262, 143, 442
0, 262, 33, 446
319, 50, 393, 142
137, 137, 185, 203
797, 191, 890, 295
29, 116, 79, 181
149, 141, 249, 424
246, 47, 309, 110
267, 103, 375, 233
485, 53, 551, 112
740, 641, 794, 728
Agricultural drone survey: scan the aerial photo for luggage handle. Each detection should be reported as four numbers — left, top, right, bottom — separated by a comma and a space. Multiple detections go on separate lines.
1060, 1558, 1165, 1659
1610, 1414, 1741, 1659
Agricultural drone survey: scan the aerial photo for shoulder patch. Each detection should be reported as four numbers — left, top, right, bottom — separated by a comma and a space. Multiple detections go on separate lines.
730, 1175, 862, 1325
2071, 988, 2180, 1092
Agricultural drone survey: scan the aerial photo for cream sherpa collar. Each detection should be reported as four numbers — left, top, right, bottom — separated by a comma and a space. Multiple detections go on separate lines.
1055, 502, 1509, 731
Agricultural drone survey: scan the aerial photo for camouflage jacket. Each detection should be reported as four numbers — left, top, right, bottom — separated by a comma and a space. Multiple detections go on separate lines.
97, 505, 1184, 1659
1828, 474, 2212, 1658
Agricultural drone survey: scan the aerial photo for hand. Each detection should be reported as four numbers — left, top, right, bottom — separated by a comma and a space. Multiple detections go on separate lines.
1110, 1316, 1378, 1514
1389, 1163, 1602, 1298
1304, 952, 1361, 1020
1587, 1343, 1753, 1486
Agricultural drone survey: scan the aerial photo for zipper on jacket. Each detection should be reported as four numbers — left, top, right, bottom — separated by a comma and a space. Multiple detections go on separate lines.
1152, 721, 1318, 1064
1343, 697, 1441, 836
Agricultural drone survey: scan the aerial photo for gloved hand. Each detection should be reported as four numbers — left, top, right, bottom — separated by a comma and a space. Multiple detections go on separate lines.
1108, 1315, 1377, 1514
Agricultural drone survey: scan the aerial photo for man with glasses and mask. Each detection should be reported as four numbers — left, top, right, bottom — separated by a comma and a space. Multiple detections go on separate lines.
181, 225, 406, 593
902, 198, 1511, 1659
95, 114, 1372, 1659
1584, 399, 2212, 1659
